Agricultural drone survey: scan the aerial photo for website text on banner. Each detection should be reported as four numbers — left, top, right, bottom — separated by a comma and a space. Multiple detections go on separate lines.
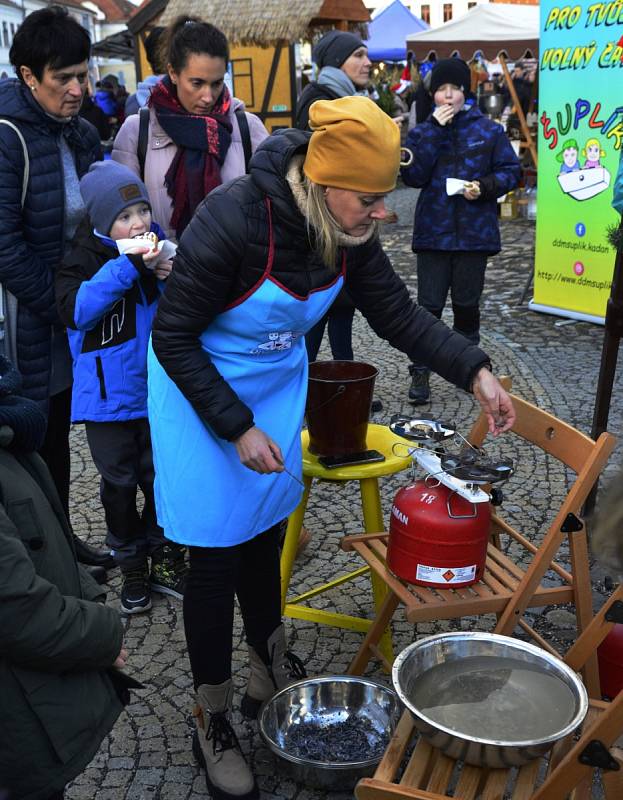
533, 1, 622, 323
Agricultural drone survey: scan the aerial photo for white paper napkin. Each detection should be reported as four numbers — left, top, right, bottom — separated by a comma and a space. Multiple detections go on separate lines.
116, 238, 177, 268
446, 178, 467, 196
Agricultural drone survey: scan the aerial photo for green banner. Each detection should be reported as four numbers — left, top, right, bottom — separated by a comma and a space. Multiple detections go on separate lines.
533, 1, 622, 322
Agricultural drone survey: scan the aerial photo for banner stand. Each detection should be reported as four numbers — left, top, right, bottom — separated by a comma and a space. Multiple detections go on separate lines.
528, 302, 605, 326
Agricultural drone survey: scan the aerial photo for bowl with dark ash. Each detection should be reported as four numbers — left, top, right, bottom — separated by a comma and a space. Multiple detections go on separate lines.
258, 675, 401, 790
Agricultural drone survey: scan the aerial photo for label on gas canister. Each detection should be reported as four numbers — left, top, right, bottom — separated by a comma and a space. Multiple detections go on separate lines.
415, 564, 477, 584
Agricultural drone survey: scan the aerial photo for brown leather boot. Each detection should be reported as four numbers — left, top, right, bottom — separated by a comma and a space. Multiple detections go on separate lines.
240, 624, 306, 719
192, 680, 258, 800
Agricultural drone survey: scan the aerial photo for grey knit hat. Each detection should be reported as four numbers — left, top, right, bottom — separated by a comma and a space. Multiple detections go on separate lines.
312, 30, 365, 70
80, 161, 151, 236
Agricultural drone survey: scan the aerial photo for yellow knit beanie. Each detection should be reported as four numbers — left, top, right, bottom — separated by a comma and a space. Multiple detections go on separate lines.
304, 96, 400, 193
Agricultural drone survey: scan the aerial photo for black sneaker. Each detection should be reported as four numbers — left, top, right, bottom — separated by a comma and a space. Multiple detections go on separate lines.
120, 565, 152, 614
408, 369, 431, 405
150, 545, 187, 600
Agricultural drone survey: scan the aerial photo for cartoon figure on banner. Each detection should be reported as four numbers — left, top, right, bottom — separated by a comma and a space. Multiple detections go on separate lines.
582, 137, 605, 168
556, 136, 611, 201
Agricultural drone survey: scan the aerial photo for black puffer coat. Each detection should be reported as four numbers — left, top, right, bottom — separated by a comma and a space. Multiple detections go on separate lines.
151, 129, 491, 442
294, 82, 340, 130
0, 79, 101, 407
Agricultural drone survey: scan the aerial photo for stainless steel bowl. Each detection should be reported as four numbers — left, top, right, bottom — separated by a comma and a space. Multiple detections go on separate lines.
392, 632, 588, 768
258, 675, 402, 790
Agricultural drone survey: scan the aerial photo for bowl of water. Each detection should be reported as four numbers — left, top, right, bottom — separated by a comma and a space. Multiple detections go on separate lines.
258, 675, 401, 789
392, 632, 588, 768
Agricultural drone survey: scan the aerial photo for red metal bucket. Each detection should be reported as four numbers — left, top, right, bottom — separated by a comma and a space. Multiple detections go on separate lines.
306, 360, 378, 457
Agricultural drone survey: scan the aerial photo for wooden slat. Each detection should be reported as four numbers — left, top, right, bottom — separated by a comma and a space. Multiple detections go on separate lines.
356, 779, 448, 800
487, 547, 525, 581
368, 539, 451, 606
342, 531, 389, 551
401, 739, 436, 789
453, 765, 485, 799
511, 759, 540, 799
481, 768, 511, 799
375, 711, 416, 783
426, 753, 455, 794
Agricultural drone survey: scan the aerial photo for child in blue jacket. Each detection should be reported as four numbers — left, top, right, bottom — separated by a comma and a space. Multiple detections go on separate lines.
56, 161, 186, 614
401, 58, 521, 404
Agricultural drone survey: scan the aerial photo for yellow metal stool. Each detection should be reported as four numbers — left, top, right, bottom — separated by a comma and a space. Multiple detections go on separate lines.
280, 423, 412, 664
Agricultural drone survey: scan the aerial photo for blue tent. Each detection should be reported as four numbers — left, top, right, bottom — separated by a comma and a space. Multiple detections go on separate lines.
365, 0, 428, 62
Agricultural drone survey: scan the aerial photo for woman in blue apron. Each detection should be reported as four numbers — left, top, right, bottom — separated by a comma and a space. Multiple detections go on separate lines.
148, 96, 515, 800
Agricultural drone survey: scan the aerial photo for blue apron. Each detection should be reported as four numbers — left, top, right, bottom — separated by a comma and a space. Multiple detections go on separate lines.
148, 201, 343, 547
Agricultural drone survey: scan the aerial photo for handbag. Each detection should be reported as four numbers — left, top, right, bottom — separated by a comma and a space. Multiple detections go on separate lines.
0, 119, 28, 364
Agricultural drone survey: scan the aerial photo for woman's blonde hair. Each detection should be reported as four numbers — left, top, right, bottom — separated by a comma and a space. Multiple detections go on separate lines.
304, 178, 342, 269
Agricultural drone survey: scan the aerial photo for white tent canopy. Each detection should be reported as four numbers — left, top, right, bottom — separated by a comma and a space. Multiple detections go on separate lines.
406, 4, 539, 61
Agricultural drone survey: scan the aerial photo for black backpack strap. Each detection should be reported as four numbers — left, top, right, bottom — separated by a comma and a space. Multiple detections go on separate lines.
234, 107, 252, 174
137, 106, 150, 182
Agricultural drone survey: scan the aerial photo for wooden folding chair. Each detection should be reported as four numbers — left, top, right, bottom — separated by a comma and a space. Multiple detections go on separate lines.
342, 389, 616, 692
355, 584, 623, 800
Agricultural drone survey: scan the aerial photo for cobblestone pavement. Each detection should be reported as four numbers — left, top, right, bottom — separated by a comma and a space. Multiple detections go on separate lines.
67, 187, 622, 800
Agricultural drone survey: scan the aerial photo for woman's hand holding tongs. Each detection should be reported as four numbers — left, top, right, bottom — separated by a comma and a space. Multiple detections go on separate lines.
234, 426, 285, 474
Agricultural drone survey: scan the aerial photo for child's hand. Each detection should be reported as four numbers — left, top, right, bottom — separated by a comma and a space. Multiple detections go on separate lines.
463, 180, 481, 201
141, 249, 160, 266
154, 259, 173, 280
432, 104, 455, 126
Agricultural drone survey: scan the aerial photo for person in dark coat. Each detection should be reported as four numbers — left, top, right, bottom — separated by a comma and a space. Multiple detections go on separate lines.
0, 6, 112, 568
295, 30, 372, 364
401, 58, 521, 404
295, 30, 370, 133
0, 356, 127, 800
147, 96, 515, 800
79, 90, 112, 141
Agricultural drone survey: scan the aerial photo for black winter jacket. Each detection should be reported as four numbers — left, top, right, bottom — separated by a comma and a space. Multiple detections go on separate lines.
151, 129, 491, 442
0, 80, 101, 407
294, 82, 340, 130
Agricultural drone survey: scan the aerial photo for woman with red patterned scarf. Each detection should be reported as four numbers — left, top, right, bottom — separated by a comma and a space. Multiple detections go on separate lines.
112, 16, 268, 241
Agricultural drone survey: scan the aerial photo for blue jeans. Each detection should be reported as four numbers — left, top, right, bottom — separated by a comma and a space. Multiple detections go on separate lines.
411, 250, 487, 372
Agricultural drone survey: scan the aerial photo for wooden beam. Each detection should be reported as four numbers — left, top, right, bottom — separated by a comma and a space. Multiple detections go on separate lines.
499, 54, 538, 168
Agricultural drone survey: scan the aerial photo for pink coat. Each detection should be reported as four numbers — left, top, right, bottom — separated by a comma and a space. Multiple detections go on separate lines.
111, 98, 269, 240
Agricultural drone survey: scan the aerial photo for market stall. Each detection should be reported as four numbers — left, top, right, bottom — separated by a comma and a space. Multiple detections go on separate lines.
405, 3, 539, 166
366, 0, 428, 63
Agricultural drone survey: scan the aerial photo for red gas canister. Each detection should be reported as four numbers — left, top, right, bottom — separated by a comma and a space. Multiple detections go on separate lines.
598, 624, 623, 698
386, 480, 491, 589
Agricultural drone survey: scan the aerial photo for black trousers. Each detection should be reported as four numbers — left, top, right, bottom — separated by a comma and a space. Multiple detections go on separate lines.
39, 387, 72, 518
85, 419, 172, 569
183, 524, 283, 688
411, 251, 487, 371
305, 305, 356, 362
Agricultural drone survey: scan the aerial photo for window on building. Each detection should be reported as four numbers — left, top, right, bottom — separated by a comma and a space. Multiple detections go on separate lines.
468, 1, 477, 8
2, 22, 9, 48
421, 4, 430, 24
443, 4, 453, 21
9, 22, 16, 40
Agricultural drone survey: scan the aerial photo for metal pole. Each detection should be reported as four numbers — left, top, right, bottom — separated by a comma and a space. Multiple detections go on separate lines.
584, 218, 623, 514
